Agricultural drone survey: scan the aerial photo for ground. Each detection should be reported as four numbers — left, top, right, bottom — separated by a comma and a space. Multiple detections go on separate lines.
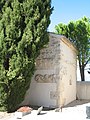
0, 100, 90, 120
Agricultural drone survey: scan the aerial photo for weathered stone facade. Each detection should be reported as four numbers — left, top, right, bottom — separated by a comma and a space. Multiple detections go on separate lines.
22, 33, 77, 108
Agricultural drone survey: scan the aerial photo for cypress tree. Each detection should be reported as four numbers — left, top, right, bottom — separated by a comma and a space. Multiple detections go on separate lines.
0, 0, 53, 112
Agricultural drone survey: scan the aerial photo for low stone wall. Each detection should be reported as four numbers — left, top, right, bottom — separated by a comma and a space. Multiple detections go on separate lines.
77, 81, 90, 100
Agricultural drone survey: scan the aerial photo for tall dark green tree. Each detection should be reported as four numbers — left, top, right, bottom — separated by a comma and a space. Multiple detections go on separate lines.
0, 0, 53, 112
55, 17, 90, 81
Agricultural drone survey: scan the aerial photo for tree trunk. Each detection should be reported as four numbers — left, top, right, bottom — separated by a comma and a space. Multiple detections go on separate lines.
80, 66, 85, 81
79, 61, 85, 81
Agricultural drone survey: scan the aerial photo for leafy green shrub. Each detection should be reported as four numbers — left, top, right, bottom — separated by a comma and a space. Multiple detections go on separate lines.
0, 0, 53, 112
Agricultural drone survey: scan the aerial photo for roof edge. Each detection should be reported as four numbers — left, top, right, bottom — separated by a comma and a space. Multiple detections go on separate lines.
49, 32, 77, 53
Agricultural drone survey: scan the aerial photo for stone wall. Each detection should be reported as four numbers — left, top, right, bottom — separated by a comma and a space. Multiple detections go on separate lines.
77, 81, 90, 99
59, 36, 77, 106
22, 33, 77, 108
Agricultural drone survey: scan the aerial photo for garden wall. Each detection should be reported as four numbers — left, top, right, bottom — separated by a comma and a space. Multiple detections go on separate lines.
77, 81, 90, 100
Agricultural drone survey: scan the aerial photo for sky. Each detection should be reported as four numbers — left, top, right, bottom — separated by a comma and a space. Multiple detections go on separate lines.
49, 0, 90, 32
49, 0, 90, 81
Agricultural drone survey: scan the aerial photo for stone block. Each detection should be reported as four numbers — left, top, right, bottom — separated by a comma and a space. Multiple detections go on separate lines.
15, 111, 31, 119
15, 106, 32, 119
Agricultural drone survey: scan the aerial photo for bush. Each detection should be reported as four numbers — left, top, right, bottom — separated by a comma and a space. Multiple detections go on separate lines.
0, 0, 53, 112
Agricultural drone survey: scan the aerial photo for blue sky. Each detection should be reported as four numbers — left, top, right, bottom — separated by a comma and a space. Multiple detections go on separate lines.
49, 0, 90, 32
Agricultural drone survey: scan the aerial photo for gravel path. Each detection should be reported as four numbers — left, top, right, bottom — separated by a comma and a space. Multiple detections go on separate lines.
0, 100, 90, 120
0, 112, 14, 120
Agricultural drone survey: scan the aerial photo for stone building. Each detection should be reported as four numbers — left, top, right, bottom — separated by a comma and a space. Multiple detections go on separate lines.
23, 32, 77, 108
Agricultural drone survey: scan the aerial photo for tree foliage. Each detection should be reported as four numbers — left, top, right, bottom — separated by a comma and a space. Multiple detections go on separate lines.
0, 0, 53, 112
55, 17, 90, 81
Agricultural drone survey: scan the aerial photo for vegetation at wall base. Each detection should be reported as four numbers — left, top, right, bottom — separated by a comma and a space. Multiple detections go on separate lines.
0, 0, 53, 112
